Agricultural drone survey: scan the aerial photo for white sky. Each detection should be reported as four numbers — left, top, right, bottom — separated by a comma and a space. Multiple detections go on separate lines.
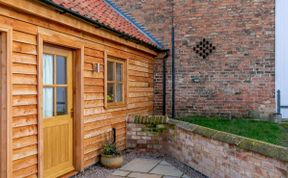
276, 0, 288, 118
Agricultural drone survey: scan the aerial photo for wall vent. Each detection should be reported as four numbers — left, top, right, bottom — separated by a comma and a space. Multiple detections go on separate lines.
193, 38, 216, 59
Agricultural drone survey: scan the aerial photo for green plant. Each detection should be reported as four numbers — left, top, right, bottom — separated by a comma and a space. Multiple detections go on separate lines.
107, 95, 113, 102
102, 143, 120, 156
178, 116, 288, 147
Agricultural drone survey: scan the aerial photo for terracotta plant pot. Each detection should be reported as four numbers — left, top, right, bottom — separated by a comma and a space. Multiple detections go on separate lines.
100, 154, 124, 169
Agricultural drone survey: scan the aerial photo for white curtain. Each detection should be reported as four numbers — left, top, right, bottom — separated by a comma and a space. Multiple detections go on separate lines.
43, 88, 53, 118
116, 83, 122, 102
43, 54, 54, 118
43, 54, 53, 84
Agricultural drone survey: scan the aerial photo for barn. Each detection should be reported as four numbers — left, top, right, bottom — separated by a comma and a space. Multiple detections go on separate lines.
0, 0, 165, 177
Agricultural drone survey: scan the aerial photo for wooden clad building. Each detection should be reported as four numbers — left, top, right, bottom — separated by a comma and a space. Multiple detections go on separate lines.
0, 0, 165, 177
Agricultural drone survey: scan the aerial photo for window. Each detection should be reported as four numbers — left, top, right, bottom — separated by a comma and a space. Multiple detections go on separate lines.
106, 58, 125, 107
43, 53, 68, 118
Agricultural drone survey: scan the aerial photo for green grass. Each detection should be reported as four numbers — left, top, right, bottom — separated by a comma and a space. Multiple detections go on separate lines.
178, 116, 288, 147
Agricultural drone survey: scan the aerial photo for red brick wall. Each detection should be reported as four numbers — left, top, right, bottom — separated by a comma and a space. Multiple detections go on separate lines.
167, 124, 288, 178
113, 0, 276, 118
126, 119, 288, 178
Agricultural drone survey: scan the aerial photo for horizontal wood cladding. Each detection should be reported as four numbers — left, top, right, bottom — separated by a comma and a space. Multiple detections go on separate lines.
0, 4, 156, 177
10, 26, 38, 177
82, 46, 154, 167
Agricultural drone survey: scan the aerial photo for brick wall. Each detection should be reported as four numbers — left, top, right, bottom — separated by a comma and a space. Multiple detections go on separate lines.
113, 0, 276, 118
167, 125, 288, 178
153, 57, 165, 115
126, 115, 169, 151
126, 119, 288, 178
126, 122, 167, 151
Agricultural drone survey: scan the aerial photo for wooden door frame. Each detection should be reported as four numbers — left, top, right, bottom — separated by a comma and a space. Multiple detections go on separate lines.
37, 29, 84, 178
0, 26, 12, 178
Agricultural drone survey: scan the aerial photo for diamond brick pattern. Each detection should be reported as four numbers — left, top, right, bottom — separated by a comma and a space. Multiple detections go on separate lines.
193, 38, 216, 59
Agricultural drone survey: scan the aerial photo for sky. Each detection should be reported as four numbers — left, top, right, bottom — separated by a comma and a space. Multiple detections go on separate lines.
276, 0, 288, 118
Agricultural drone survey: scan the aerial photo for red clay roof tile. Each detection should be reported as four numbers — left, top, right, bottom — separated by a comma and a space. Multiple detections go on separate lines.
48, 0, 159, 47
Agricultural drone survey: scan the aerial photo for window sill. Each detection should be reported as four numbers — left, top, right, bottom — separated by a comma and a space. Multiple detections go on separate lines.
105, 103, 127, 110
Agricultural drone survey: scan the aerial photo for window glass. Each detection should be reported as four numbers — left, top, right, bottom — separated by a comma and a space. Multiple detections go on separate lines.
107, 61, 114, 81
116, 83, 123, 102
56, 56, 67, 84
43, 54, 53, 85
56, 87, 67, 115
116, 63, 122, 81
107, 83, 114, 103
43, 88, 54, 118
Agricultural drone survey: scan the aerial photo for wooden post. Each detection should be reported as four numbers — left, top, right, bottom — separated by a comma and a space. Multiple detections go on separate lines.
0, 27, 12, 178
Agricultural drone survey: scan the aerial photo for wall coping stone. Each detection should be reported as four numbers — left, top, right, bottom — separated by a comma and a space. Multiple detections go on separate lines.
168, 119, 288, 162
127, 115, 169, 124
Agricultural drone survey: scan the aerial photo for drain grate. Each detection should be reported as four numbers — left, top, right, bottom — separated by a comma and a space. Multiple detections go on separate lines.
193, 38, 216, 59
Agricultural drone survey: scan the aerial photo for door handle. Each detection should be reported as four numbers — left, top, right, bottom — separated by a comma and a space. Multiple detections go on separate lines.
70, 109, 74, 117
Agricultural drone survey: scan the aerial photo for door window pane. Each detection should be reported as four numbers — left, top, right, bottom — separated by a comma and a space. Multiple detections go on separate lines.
43, 88, 54, 118
116, 63, 122, 81
43, 54, 54, 85
107, 61, 114, 81
56, 56, 67, 84
56, 87, 67, 115
107, 83, 114, 103
116, 83, 123, 102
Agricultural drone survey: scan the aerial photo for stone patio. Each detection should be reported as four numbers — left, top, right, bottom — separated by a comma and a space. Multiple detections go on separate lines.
108, 158, 190, 178
73, 150, 205, 178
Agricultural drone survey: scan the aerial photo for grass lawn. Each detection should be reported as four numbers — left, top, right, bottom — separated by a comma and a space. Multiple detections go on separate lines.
179, 116, 288, 147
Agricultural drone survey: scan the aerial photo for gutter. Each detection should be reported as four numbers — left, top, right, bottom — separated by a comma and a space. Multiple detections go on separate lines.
38, 0, 166, 52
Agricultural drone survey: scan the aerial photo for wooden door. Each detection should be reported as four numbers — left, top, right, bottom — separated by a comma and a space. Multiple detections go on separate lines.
43, 45, 74, 177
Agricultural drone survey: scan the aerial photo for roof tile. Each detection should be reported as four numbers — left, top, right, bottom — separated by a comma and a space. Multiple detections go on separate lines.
48, 0, 160, 47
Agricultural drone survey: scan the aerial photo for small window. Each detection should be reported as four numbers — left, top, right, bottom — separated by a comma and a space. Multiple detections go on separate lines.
106, 58, 125, 107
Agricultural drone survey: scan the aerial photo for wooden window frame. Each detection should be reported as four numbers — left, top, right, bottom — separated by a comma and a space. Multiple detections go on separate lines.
107, 59, 124, 106
104, 52, 127, 109
0, 26, 12, 178
38, 29, 85, 178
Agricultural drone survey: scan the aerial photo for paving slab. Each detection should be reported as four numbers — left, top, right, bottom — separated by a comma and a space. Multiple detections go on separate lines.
159, 161, 170, 165
163, 176, 181, 178
110, 158, 193, 178
106, 175, 124, 178
150, 163, 183, 177
127, 172, 162, 178
112, 170, 130, 177
120, 158, 161, 173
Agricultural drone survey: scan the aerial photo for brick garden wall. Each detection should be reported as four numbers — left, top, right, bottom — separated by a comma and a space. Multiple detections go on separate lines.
113, 0, 276, 118
126, 118, 288, 178
126, 122, 167, 151
126, 115, 169, 151
167, 123, 288, 178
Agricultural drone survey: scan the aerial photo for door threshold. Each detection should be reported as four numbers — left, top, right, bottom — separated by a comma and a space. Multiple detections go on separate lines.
59, 170, 78, 178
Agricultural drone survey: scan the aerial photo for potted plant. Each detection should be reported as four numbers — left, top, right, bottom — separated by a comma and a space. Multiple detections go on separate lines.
100, 143, 123, 168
